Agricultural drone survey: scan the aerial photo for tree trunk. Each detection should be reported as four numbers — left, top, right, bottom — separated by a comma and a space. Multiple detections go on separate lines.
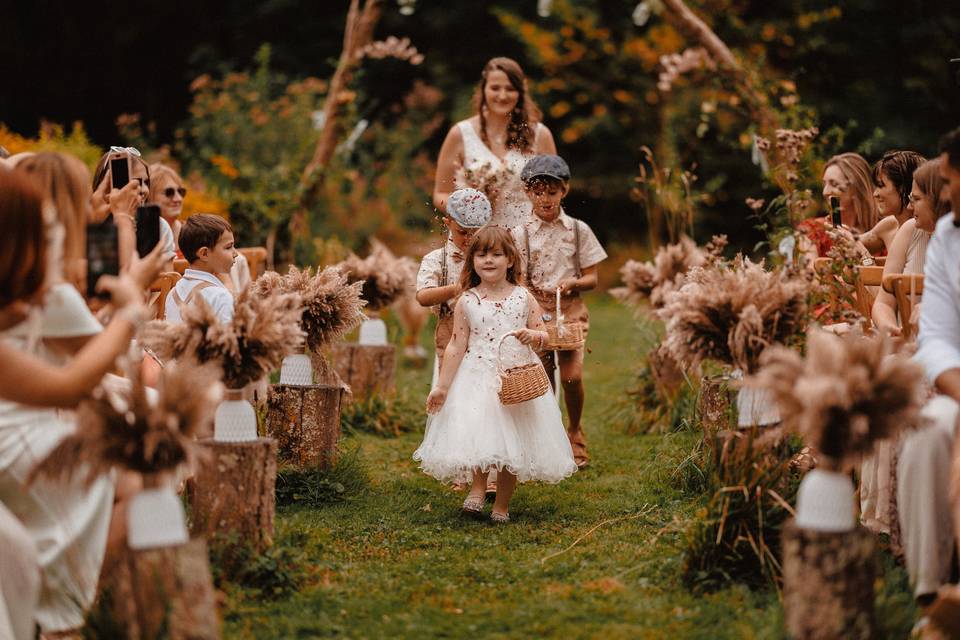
781, 519, 877, 640
331, 343, 396, 400
188, 438, 277, 552
295, 0, 385, 230
265, 384, 344, 468
98, 538, 219, 640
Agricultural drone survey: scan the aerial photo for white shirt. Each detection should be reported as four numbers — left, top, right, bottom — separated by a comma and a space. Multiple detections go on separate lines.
159, 217, 177, 261
916, 212, 960, 383
510, 211, 607, 294
164, 269, 234, 324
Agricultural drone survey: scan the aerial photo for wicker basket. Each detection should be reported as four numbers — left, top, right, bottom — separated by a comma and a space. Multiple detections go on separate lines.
543, 288, 585, 351
497, 334, 550, 405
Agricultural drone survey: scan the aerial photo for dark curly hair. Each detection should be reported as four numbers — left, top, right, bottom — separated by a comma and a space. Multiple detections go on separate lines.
474, 57, 542, 154
872, 150, 926, 211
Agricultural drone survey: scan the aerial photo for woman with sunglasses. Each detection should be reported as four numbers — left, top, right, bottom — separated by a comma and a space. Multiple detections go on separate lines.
91, 148, 176, 272
149, 163, 186, 255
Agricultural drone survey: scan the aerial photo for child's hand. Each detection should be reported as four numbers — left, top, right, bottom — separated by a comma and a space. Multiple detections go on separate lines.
557, 278, 579, 295
513, 328, 546, 348
426, 388, 448, 414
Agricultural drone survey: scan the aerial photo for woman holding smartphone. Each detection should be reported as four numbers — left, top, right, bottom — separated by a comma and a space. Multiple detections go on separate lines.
0, 165, 165, 637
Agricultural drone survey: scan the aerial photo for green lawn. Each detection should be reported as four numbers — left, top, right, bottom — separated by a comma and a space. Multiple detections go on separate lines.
222, 296, 909, 639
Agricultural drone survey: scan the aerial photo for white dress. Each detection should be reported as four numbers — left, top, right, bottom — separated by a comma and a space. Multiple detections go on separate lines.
456, 121, 541, 229
413, 286, 577, 484
0, 283, 113, 632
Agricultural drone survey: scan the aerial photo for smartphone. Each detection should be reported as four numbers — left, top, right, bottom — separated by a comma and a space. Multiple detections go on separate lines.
110, 156, 130, 191
136, 204, 161, 258
86, 222, 120, 298
829, 196, 842, 227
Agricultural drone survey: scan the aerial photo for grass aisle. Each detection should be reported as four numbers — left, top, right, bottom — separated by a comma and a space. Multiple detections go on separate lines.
225, 296, 784, 638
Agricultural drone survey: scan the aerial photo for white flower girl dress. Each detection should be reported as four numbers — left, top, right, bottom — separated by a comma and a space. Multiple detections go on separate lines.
414, 286, 577, 484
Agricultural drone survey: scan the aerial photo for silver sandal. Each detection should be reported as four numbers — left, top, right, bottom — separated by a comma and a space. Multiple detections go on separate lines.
490, 511, 510, 524
461, 495, 485, 518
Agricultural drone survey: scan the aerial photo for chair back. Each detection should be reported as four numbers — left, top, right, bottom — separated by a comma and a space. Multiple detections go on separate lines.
238, 247, 268, 280
173, 258, 188, 275
882, 273, 924, 340
148, 272, 182, 320
843, 265, 884, 325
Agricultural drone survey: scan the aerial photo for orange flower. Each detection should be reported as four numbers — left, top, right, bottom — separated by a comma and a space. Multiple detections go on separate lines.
210, 155, 239, 179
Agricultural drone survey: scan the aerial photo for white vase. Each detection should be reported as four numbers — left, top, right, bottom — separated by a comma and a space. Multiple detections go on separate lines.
214, 389, 258, 442
795, 468, 855, 532
279, 352, 313, 385
736, 385, 781, 427
358, 317, 388, 346
127, 485, 189, 550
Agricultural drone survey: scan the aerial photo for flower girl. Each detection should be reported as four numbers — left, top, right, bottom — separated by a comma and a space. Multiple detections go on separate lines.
413, 226, 577, 523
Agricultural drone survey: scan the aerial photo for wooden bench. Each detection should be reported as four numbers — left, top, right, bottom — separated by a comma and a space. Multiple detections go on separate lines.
841, 265, 884, 326
238, 247, 268, 280
882, 273, 924, 340
148, 272, 182, 320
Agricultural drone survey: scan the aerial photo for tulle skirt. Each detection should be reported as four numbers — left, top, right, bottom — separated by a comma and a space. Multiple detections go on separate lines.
413, 358, 577, 485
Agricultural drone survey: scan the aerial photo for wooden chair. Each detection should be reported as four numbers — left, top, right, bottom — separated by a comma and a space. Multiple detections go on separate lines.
173, 258, 188, 275
882, 273, 924, 340
238, 247, 268, 280
842, 265, 884, 325
149, 272, 182, 320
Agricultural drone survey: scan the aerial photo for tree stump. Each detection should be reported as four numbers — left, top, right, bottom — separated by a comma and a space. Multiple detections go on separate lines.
782, 519, 877, 640
265, 384, 344, 468
698, 375, 734, 432
98, 538, 219, 640
188, 438, 277, 552
331, 343, 395, 400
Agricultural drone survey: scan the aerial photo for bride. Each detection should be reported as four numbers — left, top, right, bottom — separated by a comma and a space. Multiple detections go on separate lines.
433, 57, 557, 228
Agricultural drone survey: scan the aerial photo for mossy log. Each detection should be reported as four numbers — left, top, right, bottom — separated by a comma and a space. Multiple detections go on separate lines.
99, 538, 219, 639
331, 343, 395, 400
782, 519, 877, 640
265, 384, 344, 469
188, 438, 277, 552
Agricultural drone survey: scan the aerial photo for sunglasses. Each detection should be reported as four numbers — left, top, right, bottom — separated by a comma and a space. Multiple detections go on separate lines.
163, 187, 187, 198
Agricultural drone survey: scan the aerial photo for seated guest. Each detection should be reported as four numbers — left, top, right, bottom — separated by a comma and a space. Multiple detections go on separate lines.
165, 214, 238, 323
0, 166, 164, 636
148, 162, 186, 254
857, 150, 927, 252
872, 159, 949, 337
897, 127, 960, 608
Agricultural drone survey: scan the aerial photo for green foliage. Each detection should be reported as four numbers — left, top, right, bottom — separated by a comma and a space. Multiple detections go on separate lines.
340, 393, 423, 438
681, 428, 802, 592
612, 361, 697, 434
208, 531, 308, 600
275, 445, 370, 507
0, 121, 104, 170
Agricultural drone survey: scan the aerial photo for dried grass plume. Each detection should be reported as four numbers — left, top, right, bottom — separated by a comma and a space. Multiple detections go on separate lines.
753, 329, 925, 463
336, 240, 411, 311
31, 362, 221, 486
659, 257, 810, 373
142, 287, 305, 389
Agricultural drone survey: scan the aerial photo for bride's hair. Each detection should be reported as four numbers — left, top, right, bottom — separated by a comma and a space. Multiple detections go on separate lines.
474, 57, 542, 154
459, 225, 523, 290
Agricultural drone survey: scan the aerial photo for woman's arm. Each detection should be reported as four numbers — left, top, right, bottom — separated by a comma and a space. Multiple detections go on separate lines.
534, 124, 558, 155
432, 125, 464, 213
859, 216, 898, 254
871, 220, 914, 336
416, 283, 460, 307
426, 297, 471, 412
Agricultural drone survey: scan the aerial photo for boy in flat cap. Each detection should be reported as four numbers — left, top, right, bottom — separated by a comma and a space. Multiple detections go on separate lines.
417, 188, 493, 370
512, 154, 607, 468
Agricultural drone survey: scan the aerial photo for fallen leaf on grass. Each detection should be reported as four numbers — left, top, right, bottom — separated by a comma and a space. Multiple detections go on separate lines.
583, 577, 625, 594
421, 503, 432, 512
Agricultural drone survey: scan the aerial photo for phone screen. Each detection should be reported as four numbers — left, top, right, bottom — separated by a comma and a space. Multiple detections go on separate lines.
110, 157, 130, 191
829, 197, 842, 227
86, 222, 120, 298
136, 205, 162, 258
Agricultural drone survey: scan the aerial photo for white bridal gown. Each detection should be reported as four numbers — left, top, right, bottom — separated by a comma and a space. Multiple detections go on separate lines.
414, 286, 577, 485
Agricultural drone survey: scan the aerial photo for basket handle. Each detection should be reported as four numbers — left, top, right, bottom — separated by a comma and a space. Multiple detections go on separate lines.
496, 332, 537, 376
555, 286, 563, 328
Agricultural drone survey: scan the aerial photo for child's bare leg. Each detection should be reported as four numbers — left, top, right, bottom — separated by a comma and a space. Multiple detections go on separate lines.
559, 351, 585, 432
492, 469, 517, 516
469, 469, 489, 500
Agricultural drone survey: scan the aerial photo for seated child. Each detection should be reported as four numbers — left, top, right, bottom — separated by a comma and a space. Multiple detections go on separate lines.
416, 188, 492, 372
165, 214, 238, 323
511, 154, 607, 468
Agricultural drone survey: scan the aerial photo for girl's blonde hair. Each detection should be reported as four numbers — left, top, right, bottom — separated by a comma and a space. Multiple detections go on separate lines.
148, 163, 184, 204
913, 158, 950, 221
458, 225, 522, 291
15, 152, 91, 291
824, 152, 879, 232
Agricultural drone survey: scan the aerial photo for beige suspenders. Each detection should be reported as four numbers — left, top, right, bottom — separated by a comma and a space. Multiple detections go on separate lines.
170, 278, 215, 311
